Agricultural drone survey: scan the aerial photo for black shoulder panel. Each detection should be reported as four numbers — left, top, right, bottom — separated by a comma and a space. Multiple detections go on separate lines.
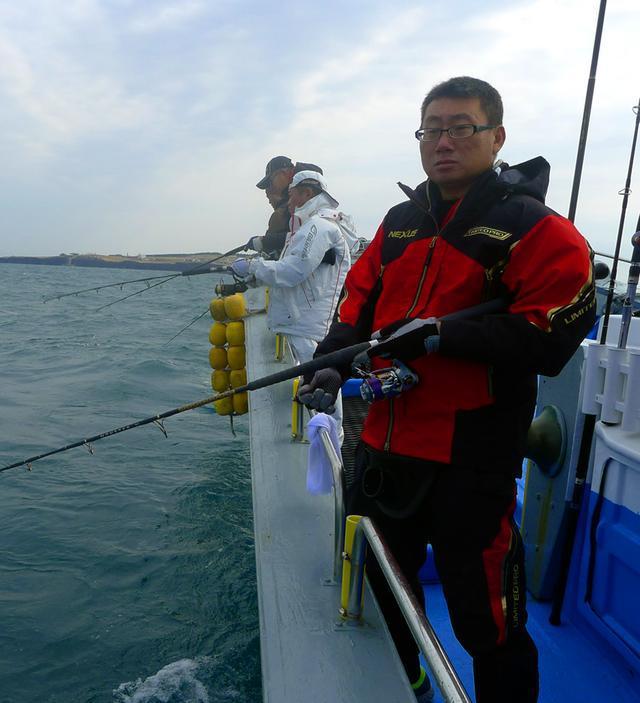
379, 201, 437, 266
441, 194, 551, 271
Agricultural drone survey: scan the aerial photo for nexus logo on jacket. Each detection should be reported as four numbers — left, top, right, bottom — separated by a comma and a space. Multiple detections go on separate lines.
388, 229, 418, 239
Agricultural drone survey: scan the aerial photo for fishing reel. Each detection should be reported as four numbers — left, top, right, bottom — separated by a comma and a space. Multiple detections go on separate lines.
352, 353, 419, 403
214, 280, 249, 296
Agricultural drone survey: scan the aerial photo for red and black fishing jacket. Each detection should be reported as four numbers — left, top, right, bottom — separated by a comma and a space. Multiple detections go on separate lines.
316, 158, 596, 470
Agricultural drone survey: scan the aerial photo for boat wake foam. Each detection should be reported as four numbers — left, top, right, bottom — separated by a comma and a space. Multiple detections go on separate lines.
113, 658, 221, 703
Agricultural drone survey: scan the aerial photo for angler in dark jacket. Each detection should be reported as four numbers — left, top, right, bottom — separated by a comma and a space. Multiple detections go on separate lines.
299, 77, 595, 703
248, 156, 324, 257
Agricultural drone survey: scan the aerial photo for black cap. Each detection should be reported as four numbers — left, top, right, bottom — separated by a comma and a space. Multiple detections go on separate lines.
256, 156, 293, 189
294, 162, 323, 175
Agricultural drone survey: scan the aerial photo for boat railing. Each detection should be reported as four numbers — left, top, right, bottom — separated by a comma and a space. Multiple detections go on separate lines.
342, 515, 473, 703
315, 424, 346, 585
311, 414, 472, 703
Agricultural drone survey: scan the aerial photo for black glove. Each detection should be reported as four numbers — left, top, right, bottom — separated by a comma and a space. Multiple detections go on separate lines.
297, 368, 343, 414
321, 248, 337, 265
371, 317, 439, 360
245, 236, 263, 252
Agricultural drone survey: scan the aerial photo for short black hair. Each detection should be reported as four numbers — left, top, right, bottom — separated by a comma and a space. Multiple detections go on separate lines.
421, 76, 503, 126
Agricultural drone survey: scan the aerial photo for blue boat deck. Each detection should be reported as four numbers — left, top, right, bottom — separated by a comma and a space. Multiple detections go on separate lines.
420, 471, 640, 702
421, 581, 640, 703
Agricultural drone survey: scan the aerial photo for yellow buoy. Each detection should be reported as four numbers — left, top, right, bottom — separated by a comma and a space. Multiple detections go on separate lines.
227, 345, 246, 370
233, 392, 249, 415
211, 369, 230, 392
208, 322, 227, 346
213, 396, 234, 415
224, 293, 247, 320
208, 346, 228, 370
229, 368, 247, 388
226, 320, 245, 346
209, 298, 226, 322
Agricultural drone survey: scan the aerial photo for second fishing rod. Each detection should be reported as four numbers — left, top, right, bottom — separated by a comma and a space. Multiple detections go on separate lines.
42, 243, 251, 305
0, 298, 507, 474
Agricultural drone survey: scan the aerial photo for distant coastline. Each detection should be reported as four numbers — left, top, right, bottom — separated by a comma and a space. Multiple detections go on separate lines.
0, 252, 230, 273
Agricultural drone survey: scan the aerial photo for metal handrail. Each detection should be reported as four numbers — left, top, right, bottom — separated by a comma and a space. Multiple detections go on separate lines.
347, 517, 473, 703
310, 406, 469, 700
316, 425, 346, 584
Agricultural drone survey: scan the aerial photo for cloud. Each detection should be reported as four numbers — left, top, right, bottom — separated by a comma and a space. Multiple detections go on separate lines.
126, 0, 208, 34
0, 3, 159, 165
1, 0, 639, 259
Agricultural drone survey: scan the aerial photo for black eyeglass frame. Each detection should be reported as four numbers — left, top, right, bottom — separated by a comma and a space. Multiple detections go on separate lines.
414, 124, 497, 142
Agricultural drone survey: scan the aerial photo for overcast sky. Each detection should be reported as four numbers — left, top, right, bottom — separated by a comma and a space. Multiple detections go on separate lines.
1, 0, 639, 263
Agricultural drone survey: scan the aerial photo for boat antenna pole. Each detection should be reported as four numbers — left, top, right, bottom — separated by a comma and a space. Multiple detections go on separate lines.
566, 0, 607, 223
43, 244, 248, 304
0, 298, 506, 473
550, 94, 640, 626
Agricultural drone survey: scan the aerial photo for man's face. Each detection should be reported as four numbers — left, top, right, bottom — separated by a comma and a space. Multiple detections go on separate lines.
265, 185, 280, 209
419, 97, 505, 200
268, 168, 293, 198
288, 185, 314, 211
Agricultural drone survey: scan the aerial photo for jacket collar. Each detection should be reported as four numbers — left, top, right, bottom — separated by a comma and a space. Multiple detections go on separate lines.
397, 156, 551, 218
294, 192, 337, 225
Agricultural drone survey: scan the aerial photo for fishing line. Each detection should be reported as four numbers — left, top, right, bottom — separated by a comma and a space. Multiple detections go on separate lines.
163, 275, 250, 346
0, 299, 506, 474
163, 308, 211, 346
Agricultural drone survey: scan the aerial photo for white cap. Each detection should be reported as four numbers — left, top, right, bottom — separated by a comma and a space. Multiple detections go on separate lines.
289, 170, 339, 208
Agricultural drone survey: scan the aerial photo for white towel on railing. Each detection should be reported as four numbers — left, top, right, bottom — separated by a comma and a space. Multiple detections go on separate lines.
306, 413, 340, 495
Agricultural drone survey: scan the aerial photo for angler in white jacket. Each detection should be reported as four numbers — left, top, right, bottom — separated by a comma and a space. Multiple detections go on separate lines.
232, 171, 356, 440
232, 170, 357, 365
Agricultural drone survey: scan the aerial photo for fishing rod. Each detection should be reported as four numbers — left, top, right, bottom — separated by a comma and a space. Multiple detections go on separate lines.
92, 265, 240, 313
42, 273, 177, 302
43, 244, 248, 305
0, 298, 507, 474
566, 0, 607, 223
599, 99, 640, 345
584, 229, 640, 606
550, 97, 640, 626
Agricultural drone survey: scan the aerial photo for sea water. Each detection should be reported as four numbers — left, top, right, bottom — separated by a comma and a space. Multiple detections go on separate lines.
0, 264, 260, 703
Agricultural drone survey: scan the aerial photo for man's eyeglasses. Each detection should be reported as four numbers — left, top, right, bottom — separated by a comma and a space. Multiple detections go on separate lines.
415, 124, 496, 142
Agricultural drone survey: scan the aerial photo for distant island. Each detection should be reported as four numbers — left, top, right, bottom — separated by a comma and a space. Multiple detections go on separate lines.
0, 252, 234, 272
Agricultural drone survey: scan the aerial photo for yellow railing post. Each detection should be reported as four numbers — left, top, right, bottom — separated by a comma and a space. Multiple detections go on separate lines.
340, 515, 364, 619
291, 378, 306, 441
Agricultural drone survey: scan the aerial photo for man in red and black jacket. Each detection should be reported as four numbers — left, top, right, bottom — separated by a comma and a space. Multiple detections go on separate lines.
299, 77, 595, 703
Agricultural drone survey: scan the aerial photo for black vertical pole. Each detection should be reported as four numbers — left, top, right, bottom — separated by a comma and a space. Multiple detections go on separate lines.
551, 102, 640, 625
599, 100, 640, 345
548, 0, 607, 626
566, 0, 607, 224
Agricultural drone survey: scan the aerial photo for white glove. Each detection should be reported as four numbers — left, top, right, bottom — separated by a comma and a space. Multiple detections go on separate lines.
231, 258, 251, 278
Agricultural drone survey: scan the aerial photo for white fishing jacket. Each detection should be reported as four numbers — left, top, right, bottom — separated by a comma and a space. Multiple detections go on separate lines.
248, 193, 355, 341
